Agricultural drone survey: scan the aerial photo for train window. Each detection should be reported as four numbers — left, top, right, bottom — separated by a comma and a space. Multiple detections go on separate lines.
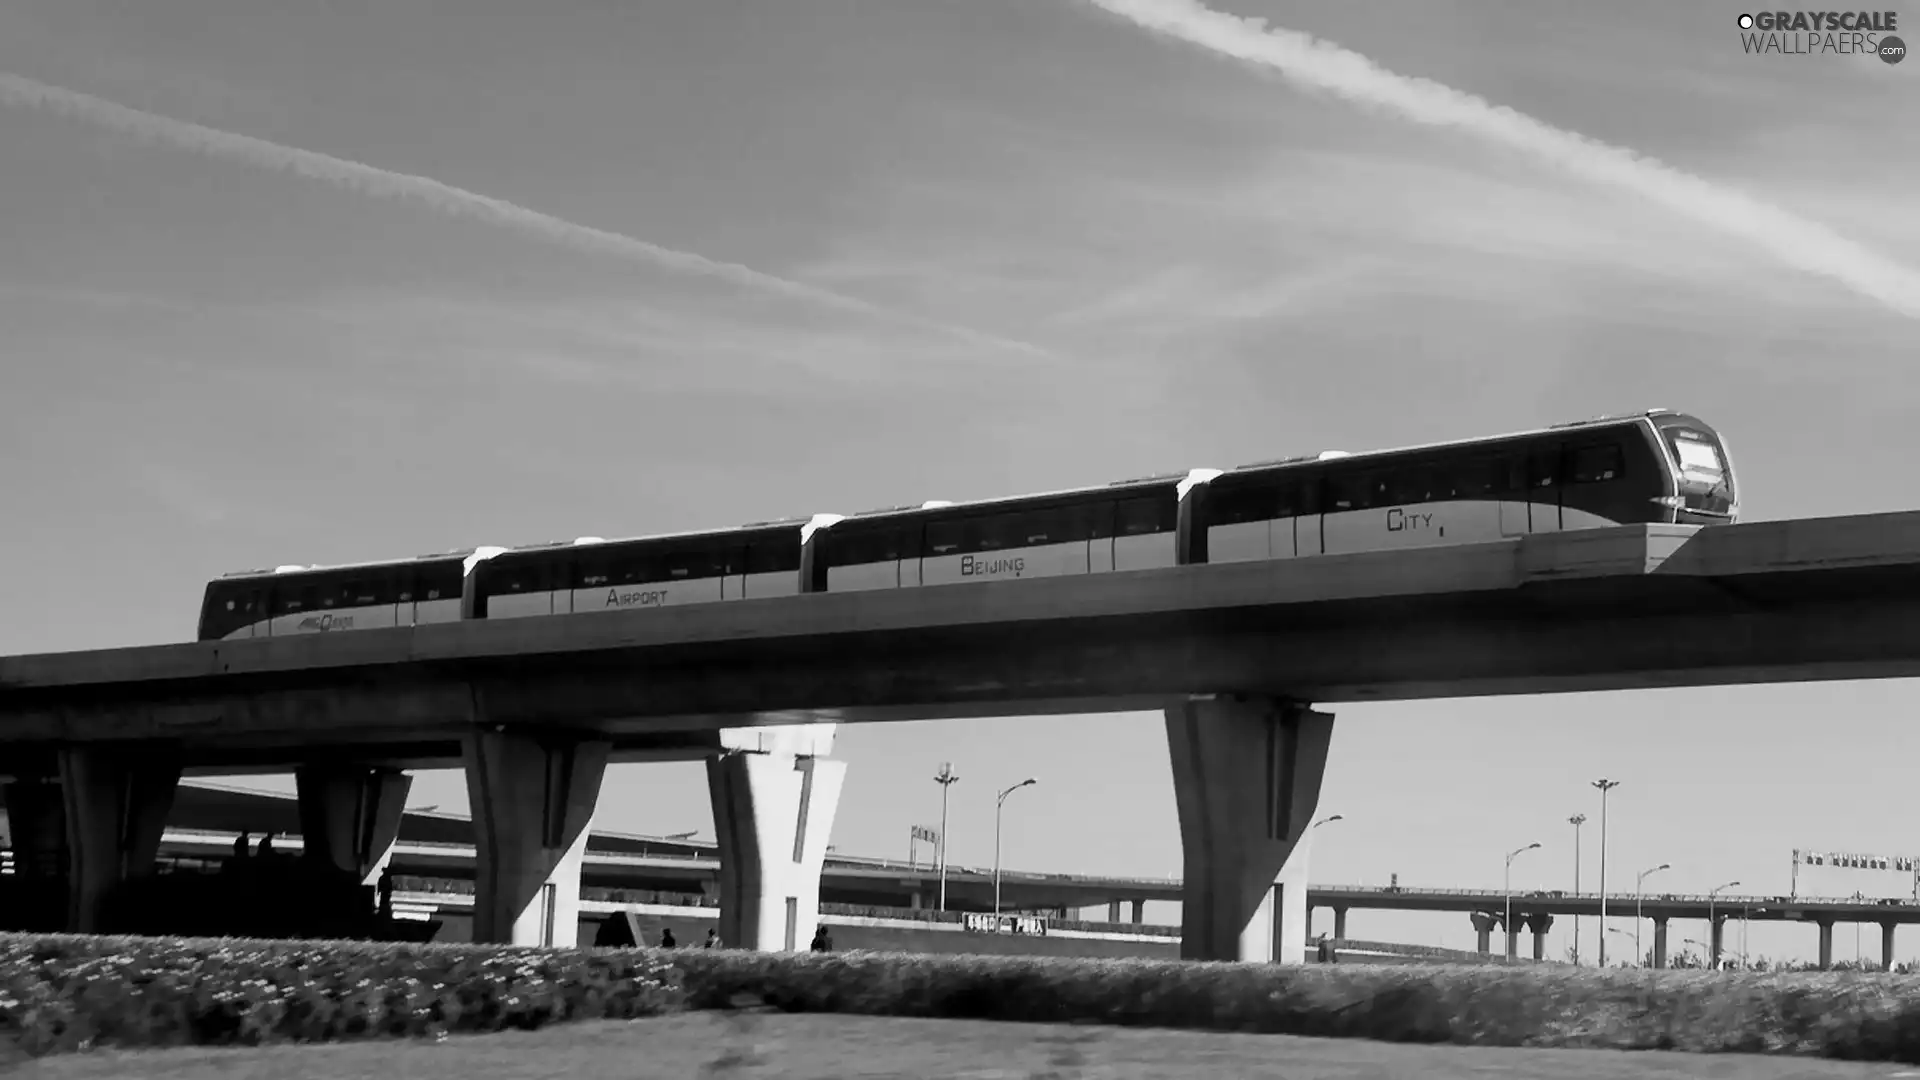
1382, 466, 1430, 505
1570, 444, 1626, 484
1206, 484, 1275, 527
1324, 472, 1371, 512
493, 558, 559, 595
744, 535, 801, 574
828, 524, 912, 566
1116, 494, 1175, 536
607, 549, 665, 586
1527, 449, 1561, 489
310, 583, 333, 610
664, 547, 726, 580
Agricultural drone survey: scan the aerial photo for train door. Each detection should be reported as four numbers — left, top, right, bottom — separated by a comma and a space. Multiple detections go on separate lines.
1495, 452, 1529, 537
232, 585, 266, 638
1527, 445, 1564, 533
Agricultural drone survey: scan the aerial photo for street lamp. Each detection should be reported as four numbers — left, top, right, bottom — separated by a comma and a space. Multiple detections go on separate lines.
1592, 779, 1619, 966
1568, 814, 1587, 965
1707, 880, 1740, 969
993, 778, 1037, 915
933, 763, 960, 912
1634, 863, 1671, 966
1504, 842, 1542, 961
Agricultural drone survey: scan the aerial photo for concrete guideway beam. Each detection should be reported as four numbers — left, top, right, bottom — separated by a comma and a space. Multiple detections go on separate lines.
463, 728, 608, 947
58, 745, 182, 932
294, 764, 411, 884
1165, 695, 1333, 964
707, 742, 846, 952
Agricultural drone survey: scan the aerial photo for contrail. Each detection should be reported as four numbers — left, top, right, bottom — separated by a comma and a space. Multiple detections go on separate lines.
1079, 0, 1920, 321
0, 72, 1054, 358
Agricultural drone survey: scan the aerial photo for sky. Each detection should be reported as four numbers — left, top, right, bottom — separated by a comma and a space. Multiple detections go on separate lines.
1, 0, 1917, 966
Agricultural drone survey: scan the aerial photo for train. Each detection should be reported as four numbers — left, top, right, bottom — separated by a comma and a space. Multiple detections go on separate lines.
195, 409, 1739, 641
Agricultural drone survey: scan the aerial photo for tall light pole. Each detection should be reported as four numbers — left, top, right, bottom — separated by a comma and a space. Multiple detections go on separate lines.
1592, 779, 1619, 966
1634, 863, 1671, 966
1504, 842, 1541, 961
993, 778, 1037, 915
1568, 814, 1587, 965
1707, 880, 1739, 969
933, 763, 959, 912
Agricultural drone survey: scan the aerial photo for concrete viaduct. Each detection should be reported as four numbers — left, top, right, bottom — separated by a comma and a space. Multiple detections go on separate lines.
5, 511, 1920, 963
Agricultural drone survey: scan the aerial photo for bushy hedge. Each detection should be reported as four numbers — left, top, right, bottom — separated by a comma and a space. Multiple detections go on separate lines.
667, 950, 1920, 1063
0, 933, 680, 1058
11, 935, 1920, 1064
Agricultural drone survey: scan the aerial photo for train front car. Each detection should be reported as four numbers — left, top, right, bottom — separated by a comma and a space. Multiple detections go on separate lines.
807, 470, 1219, 593
194, 547, 500, 641
1184, 410, 1737, 566
471, 517, 833, 620
1647, 412, 1739, 523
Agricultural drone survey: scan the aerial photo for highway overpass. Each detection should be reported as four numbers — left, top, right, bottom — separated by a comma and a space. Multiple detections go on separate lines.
5, 512, 1920, 965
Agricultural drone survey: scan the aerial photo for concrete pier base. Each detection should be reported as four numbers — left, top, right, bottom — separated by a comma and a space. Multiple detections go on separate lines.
464, 729, 608, 946
295, 765, 411, 883
1164, 695, 1333, 964
707, 727, 846, 952
58, 746, 182, 932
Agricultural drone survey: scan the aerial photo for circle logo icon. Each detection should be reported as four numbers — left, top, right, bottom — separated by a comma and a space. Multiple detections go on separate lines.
1737, 13, 1755, 28
1881, 34, 1907, 63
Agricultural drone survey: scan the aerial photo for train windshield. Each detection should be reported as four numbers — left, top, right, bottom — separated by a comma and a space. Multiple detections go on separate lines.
1659, 421, 1736, 517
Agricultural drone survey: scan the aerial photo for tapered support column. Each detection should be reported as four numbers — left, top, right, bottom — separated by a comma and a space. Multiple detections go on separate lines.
1817, 919, 1835, 969
1165, 695, 1333, 964
464, 729, 608, 946
1652, 917, 1669, 968
1527, 913, 1554, 961
1333, 907, 1348, 939
707, 743, 846, 952
58, 746, 182, 932
1471, 911, 1496, 954
1883, 922, 1898, 971
1131, 899, 1145, 924
1710, 916, 1725, 967
295, 765, 411, 884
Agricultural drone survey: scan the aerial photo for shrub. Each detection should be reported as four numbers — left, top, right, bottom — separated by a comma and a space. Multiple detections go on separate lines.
665, 950, 1920, 1063
0, 932, 681, 1058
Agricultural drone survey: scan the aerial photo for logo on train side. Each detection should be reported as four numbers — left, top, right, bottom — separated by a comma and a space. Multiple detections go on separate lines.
604, 588, 670, 608
959, 555, 1026, 578
295, 613, 354, 632
1385, 507, 1445, 538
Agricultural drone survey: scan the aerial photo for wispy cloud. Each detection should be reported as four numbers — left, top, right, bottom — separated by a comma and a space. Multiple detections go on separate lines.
1074, 0, 1920, 321
0, 71, 1057, 361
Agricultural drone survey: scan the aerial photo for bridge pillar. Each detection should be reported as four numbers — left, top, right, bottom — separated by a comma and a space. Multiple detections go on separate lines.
58, 746, 182, 932
1333, 906, 1348, 939
1470, 911, 1497, 955
1164, 696, 1332, 964
707, 727, 846, 952
294, 765, 410, 884
1709, 915, 1726, 968
1131, 898, 1145, 924
1816, 919, 1835, 969
1883, 922, 1898, 970
1652, 917, 1668, 969
1526, 913, 1554, 961
0, 777, 66, 879
463, 728, 608, 947
1107, 900, 1122, 923
1505, 920, 1520, 961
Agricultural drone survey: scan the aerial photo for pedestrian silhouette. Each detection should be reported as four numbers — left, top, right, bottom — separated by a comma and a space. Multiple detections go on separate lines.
810, 926, 832, 953
233, 832, 251, 861
705, 928, 721, 949
660, 927, 676, 948
256, 833, 275, 859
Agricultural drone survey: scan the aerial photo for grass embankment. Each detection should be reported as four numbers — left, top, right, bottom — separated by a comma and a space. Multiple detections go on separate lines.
7, 933, 1920, 1065
9, 1014, 1908, 1080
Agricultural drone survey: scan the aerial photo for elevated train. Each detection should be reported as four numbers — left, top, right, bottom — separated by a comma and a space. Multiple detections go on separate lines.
196, 410, 1738, 641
